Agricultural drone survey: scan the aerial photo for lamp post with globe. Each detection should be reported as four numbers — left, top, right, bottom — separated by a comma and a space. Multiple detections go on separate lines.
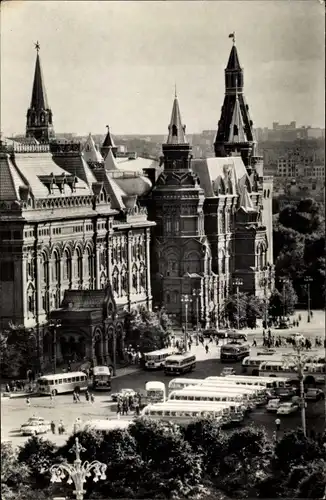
50, 437, 107, 500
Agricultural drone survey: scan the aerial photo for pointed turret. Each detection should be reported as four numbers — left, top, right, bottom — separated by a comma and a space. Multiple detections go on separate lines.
83, 133, 103, 163
214, 36, 256, 170
26, 42, 55, 143
166, 91, 187, 145
104, 147, 119, 171
162, 90, 192, 171
101, 126, 118, 159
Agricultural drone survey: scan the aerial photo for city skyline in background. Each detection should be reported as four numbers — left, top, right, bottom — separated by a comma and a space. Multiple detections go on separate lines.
1, 0, 324, 136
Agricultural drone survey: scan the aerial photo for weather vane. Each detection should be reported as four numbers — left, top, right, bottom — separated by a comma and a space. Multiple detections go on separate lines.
34, 41, 40, 52
228, 32, 236, 45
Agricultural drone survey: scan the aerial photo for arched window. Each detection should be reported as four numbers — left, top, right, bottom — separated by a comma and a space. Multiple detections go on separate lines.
86, 247, 93, 279
121, 268, 128, 295
132, 265, 138, 292
100, 273, 107, 289
220, 251, 226, 274
139, 264, 146, 289
26, 254, 34, 281
27, 285, 35, 315
53, 250, 60, 282
41, 253, 49, 284
112, 267, 119, 295
63, 249, 72, 282
76, 247, 83, 280
166, 292, 171, 304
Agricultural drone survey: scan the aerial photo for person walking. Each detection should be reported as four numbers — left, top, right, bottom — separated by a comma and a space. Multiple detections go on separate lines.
73, 392, 77, 403
85, 390, 90, 402
26, 396, 30, 407
90, 393, 95, 404
117, 400, 122, 416
252, 338, 257, 347
58, 420, 64, 435
122, 398, 128, 415
50, 421, 56, 434
134, 399, 140, 416
205, 344, 209, 354
275, 418, 281, 432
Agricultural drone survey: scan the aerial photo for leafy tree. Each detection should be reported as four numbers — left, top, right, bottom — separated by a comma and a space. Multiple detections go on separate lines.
0, 323, 39, 378
273, 428, 324, 471
268, 280, 297, 320
17, 436, 58, 489
1, 442, 31, 499
220, 293, 264, 329
124, 306, 170, 354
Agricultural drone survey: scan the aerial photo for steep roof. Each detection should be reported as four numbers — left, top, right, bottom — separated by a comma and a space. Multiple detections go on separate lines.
30, 52, 49, 110
166, 96, 187, 145
228, 94, 246, 143
82, 134, 103, 163
0, 153, 27, 201
226, 44, 241, 70
238, 185, 256, 212
104, 147, 119, 171
102, 126, 116, 149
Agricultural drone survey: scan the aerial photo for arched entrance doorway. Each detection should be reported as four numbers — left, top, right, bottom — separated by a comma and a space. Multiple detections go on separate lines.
59, 332, 87, 364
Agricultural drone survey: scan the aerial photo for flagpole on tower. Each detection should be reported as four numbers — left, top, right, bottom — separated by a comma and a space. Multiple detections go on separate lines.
228, 32, 236, 44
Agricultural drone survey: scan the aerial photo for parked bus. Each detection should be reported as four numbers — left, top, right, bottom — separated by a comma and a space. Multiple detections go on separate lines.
141, 402, 238, 426
241, 355, 283, 375
164, 353, 196, 375
168, 387, 255, 410
92, 366, 111, 391
198, 380, 266, 405
220, 343, 250, 362
145, 381, 166, 403
168, 378, 203, 393
144, 348, 176, 370
209, 375, 290, 389
37, 372, 88, 395
82, 419, 132, 431
167, 400, 245, 424
259, 360, 326, 385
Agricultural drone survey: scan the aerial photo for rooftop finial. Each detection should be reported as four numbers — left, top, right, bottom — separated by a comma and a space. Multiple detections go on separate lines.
174, 83, 177, 99
106, 125, 110, 131
228, 32, 235, 45
34, 41, 40, 53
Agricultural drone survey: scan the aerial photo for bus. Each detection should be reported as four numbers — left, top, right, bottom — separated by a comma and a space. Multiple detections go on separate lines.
198, 380, 266, 405
37, 372, 88, 395
145, 381, 166, 403
259, 360, 326, 385
168, 378, 203, 393
92, 366, 111, 391
144, 348, 176, 370
241, 355, 283, 375
141, 402, 230, 426
164, 353, 196, 375
82, 419, 132, 431
220, 343, 250, 362
209, 375, 290, 389
168, 387, 255, 410
167, 400, 246, 424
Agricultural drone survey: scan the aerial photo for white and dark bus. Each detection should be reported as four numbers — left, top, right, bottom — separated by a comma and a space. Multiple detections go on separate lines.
144, 348, 176, 370
164, 353, 196, 375
92, 366, 111, 391
37, 372, 88, 395
220, 343, 250, 362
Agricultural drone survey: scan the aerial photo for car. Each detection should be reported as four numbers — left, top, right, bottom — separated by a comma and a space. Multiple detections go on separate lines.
277, 402, 299, 415
257, 348, 276, 356
266, 398, 281, 412
278, 320, 291, 329
305, 388, 325, 402
226, 331, 248, 342
20, 416, 51, 436
203, 328, 219, 338
111, 388, 136, 402
274, 387, 297, 400
221, 367, 237, 376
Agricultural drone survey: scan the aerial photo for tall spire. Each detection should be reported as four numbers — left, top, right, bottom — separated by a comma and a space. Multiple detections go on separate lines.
101, 125, 118, 159
214, 39, 255, 169
166, 92, 187, 145
26, 42, 54, 143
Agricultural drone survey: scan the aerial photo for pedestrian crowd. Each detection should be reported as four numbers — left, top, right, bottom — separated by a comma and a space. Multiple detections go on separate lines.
116, 392, 141, 417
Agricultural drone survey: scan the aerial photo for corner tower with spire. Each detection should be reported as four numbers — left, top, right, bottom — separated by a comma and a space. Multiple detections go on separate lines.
214, 34, 256, 170
151, 91, 217, 327
26, 42, 55, 143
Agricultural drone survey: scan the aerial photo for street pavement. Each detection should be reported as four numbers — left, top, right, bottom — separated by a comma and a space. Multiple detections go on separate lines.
1, 310, 325, 448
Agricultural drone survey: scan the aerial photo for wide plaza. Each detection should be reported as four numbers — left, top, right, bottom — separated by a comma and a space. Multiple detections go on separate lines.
2, 310, 325, 448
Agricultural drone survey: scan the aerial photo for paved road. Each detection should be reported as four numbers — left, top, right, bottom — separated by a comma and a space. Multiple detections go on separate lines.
2, 339, 325, 448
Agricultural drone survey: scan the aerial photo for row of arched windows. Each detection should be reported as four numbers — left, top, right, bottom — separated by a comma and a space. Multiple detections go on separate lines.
111, 264, 146, 297
40, 247, 94, 286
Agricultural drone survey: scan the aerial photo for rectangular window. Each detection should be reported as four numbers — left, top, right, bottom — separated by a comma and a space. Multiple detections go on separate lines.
67, 378, 72, 383
58, 379, 63, 384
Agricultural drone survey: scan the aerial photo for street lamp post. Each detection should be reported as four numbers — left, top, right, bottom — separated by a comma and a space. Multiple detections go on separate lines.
192, 289, 201, 333
181, 294, 190, 352
279, 277, 289, 320
233, 278, 243, 330
50, 437, 107, 500
260, 277, 269, 329
283, 342, 318, 437
49, 319, 62, 374
304, 276, 313, 323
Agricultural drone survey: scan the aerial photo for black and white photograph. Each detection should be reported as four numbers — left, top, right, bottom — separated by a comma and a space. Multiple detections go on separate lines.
0, 1, 325, 499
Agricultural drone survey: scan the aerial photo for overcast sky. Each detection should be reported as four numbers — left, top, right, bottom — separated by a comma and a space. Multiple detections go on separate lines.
1, 0, 324, 136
